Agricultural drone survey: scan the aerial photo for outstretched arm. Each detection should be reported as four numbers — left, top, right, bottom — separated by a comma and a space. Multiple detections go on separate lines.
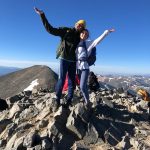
87, 28, 115, 51
34, 7, 44, 15
108, 28, 115, 33
34, 7, 64, 37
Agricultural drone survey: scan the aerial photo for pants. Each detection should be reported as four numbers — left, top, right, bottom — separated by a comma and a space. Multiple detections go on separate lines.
55, 59, 76, 103
78, 69, 89, 103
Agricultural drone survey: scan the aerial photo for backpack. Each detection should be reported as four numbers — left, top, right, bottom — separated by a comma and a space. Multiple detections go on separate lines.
88, 71, 100, 91
137, 89, 150, 101
78, 41, 96, 66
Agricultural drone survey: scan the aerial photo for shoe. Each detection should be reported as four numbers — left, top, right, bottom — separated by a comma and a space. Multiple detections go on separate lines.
85, 101, 92, 109
62, 99, 72, 109
53, 101, 60, 112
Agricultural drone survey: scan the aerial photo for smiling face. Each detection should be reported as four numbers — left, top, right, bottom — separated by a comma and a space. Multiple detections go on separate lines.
80, 29, 89, 40
75, 20, 86, 32
75, 23, 85, 32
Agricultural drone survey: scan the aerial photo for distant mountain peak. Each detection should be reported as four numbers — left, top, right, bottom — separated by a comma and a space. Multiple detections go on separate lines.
0, 65, 58, 99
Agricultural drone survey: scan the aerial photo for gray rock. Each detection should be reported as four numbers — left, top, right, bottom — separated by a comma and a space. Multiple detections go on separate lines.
104, 123, 123, 146
6, 95, 20, 106
102, 97, 114, 108
116, 134, 132, 149
42, 138, 52, 150
71, 141, 89, 150
8, 103, 23, 118
16, 122, 33, 132
66, 111, 86, 139
0, 98, 8, 111
73, 103, 90, 123
83, 123, 98, 144
13, 136, 25, 150
54, 106, 70, 126
34, 145, 42, 150
0, 119, 12, 134
37, 119, 48, 129
0, 139, 6, 147
112, 93, 120, 99
23, 131, 41, 148
19, 106, 39, 122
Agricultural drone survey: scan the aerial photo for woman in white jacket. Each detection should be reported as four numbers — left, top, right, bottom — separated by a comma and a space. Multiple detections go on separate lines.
76, 28, 115, 105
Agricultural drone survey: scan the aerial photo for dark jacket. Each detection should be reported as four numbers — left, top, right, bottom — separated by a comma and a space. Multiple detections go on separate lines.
40, 13, 80, 61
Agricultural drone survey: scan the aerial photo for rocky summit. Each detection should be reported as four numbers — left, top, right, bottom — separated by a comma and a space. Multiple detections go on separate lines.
0, 67, 150, 150
0, 83, 150, 150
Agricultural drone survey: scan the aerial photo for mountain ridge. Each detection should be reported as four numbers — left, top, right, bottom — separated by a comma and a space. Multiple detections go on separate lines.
0, 65, 58, 99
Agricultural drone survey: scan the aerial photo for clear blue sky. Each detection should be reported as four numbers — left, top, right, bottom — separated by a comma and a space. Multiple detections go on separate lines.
0, 0, 150, 75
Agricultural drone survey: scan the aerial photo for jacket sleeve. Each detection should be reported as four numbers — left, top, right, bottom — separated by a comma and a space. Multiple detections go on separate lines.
87, 30, 110, 52
40, 13, 65, 37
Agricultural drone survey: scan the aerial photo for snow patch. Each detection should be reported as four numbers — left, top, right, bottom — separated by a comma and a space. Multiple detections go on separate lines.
24, 79, 39, 91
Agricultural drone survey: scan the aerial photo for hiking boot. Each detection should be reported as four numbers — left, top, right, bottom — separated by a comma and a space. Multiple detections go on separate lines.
62, 99, 72, 109
53, 100, 60, 112
53, 103, 60, 112
85, 101, 92, 109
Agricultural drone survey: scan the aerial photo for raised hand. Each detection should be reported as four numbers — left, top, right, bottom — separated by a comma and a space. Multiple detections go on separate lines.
34, 7, 44, 15
109, 28, 115, 33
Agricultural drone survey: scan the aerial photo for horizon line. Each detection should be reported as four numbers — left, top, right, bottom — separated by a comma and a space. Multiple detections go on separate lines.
0, 59, 150, 75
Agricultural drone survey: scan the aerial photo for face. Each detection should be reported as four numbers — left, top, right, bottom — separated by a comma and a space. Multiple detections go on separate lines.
75, 23, 85, 32
80, 30, 89, 40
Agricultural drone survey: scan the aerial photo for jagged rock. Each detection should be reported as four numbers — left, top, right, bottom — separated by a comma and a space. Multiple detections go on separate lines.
23, 130, 41, 148
15, 122, 34, 134
0, 123, 17, 141
71, 141, 89, 150
127, 89, 137, 97
5, 133, 18, 150
37, 119, 48, 129
8, 103, 23, 118
66, 110, 87, 139
0, 139, 6, 147
34, 98, 47, 112
13, 136, 25, 150
89, 92, 97, 103
19, 106, 39, 122
102, 97, 114, 108
47, 120, 64, 138
34, 145, 42, 150
112, 93, 120, 99
36, 107, 51, 121
116, 133, 132, 149
130, 105, 139, 112
54, 106, 70, 126
0, 73, 150, 150
73, 103, 90, 123
83, 123, 99, 144
41, 138, 52, 150
117, 87, 124, 94
119, 93, 127, 98
104, 127, 122, 146
32, 89, 38, 96
0, 98, 8, 111
0, 110, 9, 122
6, 95, 20, 106
0, 119, 12, 134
